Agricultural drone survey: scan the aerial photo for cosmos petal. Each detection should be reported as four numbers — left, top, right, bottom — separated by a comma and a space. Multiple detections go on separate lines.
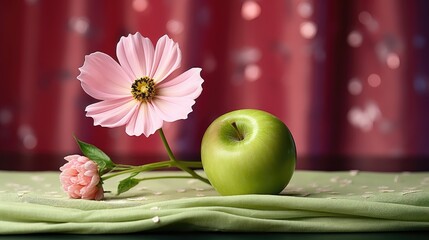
150, 35, 181, 83
126, 103, 163, 137
116, 32, 155, 80
78, 52, 132, 100
157, 68, 203, 99
152, 96, 195, 122
78, 33, 204, 137
85, 97, 138, 128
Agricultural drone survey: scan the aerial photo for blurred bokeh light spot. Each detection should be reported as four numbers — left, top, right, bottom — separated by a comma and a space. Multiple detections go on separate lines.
297, 1, 313, 18
413, 35, 426, 49
358, 11, 372, 25
386, 53, 400, 69
347, 30, 363, 47
241, 1, 261, 21
358, 11, 379, 32
300, 21, 317, 39
68, 17, 89, 35
368, 73, 381, 88
132, 0, 149, 12
18, 125, 38, 150
23, 134, 37, 150
414, 75, 428, 94
233, 47, 262, 65
244, 64, 261, 82
348, 78, 363, 95
348, 102, 381, 132
166, 19, 184, 35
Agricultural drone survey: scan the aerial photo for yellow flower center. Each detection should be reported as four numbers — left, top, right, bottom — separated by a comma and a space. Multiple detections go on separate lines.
131, 77, 156, 102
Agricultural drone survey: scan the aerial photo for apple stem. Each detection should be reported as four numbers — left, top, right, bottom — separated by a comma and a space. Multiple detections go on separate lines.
158, 128, 211, 185
231, 122, 244, 141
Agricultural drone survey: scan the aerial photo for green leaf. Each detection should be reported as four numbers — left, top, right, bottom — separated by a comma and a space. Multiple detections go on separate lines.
117, 177, 140, 195
74, 136, 115, 174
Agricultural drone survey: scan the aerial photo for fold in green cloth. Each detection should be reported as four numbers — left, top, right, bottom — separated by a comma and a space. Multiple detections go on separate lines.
0, 170, 428, 234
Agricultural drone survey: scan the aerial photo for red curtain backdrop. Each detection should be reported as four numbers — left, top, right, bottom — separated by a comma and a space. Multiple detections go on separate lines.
1, 0, 428, 170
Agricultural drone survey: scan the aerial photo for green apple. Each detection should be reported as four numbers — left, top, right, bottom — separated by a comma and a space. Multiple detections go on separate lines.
201, 109, 296, 195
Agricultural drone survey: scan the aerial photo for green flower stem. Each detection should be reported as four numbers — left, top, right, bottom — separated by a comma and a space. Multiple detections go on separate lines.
99, 129, 209, 185
101, 160, 204, 181
102, 160, 172, 181
115, 164, 134, 168
111, 166, 132, 171
180, 161, 204, 168
136, 175, 194, 182
158, 128, 211, 185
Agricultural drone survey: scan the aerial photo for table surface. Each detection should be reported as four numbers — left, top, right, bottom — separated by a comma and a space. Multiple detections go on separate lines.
2, 232, 429, 240
0, 153, 429, 235
1, 169, 428, 234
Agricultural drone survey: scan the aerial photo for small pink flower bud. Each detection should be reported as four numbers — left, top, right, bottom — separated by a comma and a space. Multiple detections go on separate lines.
59, 154, 104, 200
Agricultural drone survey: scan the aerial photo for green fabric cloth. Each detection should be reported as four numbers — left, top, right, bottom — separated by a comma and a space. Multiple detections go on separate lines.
0, 170, 428, 234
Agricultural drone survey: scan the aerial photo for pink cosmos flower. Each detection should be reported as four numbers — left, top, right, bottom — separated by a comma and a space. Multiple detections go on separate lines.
59, 155, 104, 200
78, 33, 204, 137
